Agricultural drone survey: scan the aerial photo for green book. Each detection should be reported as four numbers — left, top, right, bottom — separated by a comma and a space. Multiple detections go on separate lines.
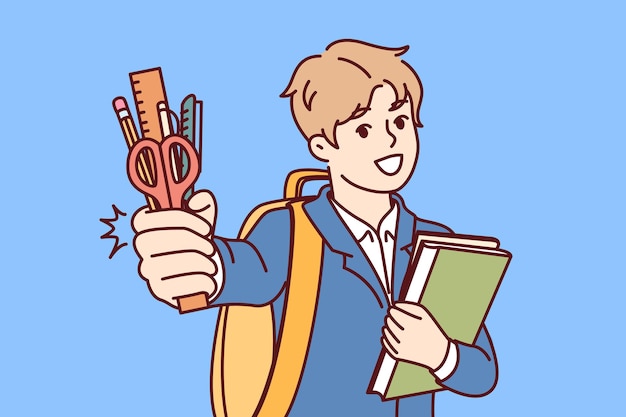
368, 233, 511, 400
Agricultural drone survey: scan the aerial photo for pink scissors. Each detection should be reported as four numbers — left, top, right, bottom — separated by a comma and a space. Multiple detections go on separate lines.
127, 135, 200, 210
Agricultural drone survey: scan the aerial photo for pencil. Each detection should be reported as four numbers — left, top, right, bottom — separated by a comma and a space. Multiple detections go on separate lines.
113, 97, 157, 210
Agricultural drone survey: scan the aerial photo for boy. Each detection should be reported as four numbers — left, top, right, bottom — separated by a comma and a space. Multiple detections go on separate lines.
132, 39, 497, 416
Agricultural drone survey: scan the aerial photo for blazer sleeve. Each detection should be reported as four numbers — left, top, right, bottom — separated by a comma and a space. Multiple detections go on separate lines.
209, 207, 292, 307
437, 324, 498, 397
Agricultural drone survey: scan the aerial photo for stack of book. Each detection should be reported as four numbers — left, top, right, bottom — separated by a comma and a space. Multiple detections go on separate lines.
368, 232, 512, 400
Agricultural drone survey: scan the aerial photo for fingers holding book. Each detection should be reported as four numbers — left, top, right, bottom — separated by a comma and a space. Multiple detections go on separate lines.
381, 302, 450, 371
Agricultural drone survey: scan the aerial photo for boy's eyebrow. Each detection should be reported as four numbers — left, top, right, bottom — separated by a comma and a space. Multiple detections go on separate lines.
389, 98, 408, 111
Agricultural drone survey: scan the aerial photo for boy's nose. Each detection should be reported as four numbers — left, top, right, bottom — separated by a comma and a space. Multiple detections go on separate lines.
385, 119, 397, 148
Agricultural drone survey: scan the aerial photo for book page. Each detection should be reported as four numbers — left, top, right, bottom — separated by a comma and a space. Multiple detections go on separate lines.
411, 232, 499, 263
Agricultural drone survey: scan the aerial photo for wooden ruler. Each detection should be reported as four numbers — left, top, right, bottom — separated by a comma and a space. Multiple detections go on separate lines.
130, 67, 170, 142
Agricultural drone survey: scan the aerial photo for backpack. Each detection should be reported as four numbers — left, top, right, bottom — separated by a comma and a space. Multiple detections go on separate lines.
211, 168, 328, 417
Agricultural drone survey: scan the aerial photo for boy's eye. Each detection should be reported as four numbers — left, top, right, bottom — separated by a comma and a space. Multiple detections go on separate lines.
394, 115, 408, 130
356, 124, 371, 138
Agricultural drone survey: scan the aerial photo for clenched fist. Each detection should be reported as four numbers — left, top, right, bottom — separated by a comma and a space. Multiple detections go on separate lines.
132, 190, 220, 308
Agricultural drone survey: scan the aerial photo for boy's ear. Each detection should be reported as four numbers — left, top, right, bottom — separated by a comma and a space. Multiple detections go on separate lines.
308, 134, 333, 162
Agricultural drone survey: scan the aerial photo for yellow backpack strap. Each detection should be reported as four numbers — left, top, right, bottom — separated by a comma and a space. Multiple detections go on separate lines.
283, 168, 328, 200
254, 199, 323, 417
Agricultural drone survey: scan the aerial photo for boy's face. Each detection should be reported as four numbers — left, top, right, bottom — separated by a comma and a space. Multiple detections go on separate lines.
318, 83, 419, 193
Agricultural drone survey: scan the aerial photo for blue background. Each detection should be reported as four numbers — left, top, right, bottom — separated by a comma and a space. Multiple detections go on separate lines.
2, 1, 624, 415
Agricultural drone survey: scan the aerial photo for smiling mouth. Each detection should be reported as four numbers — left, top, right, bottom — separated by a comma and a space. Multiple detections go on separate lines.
374, 154, 403, 176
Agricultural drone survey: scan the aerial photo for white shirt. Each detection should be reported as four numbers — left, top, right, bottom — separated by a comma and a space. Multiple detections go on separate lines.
332, 200, 398, 302
332, 199, 458, 380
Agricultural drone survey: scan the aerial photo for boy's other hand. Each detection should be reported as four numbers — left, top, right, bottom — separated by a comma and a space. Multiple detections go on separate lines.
382, 302, 450, 371
131, 190, 219, 308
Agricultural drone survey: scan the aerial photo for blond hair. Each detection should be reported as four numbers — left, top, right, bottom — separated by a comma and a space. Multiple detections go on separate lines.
281, 39, 424, 145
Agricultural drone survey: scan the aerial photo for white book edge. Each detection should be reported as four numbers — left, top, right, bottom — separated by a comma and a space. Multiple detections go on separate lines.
410, 234, 499, 263
371, 352, 396, 395
405, 246, 438, 302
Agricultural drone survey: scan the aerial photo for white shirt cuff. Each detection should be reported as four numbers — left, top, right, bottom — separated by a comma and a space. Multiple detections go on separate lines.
433, 341, 458, 381
206, 248, 224, 302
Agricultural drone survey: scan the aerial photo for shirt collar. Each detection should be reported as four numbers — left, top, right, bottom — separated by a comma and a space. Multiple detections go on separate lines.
331, 199, 398, 244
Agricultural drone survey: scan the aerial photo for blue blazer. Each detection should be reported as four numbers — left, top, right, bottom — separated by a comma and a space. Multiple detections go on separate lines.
213, 186, 497, 417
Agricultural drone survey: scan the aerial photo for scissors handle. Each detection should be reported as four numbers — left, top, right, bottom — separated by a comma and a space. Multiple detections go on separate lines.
127, 136, 200, 209
161, 135, 200, 208
127, 138, 168, 209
